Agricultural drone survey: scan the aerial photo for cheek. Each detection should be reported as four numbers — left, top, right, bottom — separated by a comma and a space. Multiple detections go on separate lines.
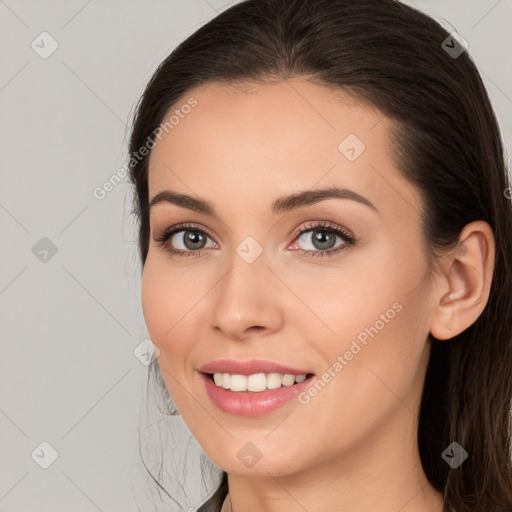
141, 256, 195, 356
141, 261, 170, 343
141, 258, 200, 410
296, 301, 427, 459
309, 250, 400, 345
310, 244, 428, 396
141, 253, 219, 371
321, 269, 429, 422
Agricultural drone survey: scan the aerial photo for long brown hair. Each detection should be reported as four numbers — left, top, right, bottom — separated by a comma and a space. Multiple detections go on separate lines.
127, 1, 512, 510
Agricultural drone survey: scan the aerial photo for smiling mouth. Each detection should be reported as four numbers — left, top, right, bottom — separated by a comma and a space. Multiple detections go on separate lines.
204, 371, 315, 392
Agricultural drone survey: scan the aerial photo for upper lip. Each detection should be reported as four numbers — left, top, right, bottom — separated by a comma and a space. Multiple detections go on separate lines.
199, 359, 313, 376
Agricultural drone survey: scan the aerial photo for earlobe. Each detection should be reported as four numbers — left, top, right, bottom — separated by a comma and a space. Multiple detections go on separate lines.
429, 221, 495, 341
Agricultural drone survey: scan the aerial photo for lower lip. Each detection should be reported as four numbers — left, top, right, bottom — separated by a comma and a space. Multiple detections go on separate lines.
200, 372, 315, 417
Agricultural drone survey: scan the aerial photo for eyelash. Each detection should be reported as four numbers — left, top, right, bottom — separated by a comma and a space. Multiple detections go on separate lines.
153, 221, 356, 260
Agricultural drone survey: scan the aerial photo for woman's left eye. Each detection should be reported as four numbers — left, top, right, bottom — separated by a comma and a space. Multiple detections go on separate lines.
289, 221, 356, 258
154, 221, 356, 259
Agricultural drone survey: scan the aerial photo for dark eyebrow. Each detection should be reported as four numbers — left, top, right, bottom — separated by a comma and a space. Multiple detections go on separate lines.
148, 186, 378, 216
271, 186, 378, 215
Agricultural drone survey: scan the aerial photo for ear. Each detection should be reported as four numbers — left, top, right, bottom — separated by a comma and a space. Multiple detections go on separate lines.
429, 220, 495, 341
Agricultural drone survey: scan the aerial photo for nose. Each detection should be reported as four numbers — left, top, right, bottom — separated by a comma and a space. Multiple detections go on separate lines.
210, 248, 284, 341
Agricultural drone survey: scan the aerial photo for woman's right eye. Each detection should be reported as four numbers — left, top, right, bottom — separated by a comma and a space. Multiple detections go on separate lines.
154, 224, 217, 258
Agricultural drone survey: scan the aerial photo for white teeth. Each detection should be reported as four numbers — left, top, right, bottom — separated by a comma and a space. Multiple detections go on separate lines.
211, 372, 309, 392
282, 374, 295, 386
247, 373, 267, 392
266, 373, 282, 389
230, 374, 247, 392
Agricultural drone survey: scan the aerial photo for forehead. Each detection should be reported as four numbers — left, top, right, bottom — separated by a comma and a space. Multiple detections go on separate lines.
147, 79, 421, 223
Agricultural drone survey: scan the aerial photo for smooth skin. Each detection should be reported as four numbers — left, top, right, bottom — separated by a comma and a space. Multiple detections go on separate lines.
141, 79, 495, 512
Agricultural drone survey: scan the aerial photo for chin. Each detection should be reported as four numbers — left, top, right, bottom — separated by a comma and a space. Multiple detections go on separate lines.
210, 452, 303, 477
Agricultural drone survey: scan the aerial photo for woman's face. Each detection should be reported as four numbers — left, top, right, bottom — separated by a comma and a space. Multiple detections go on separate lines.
142, 79, 436, 477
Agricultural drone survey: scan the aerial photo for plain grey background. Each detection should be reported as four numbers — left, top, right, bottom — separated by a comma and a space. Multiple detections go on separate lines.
1, 1, 511, 511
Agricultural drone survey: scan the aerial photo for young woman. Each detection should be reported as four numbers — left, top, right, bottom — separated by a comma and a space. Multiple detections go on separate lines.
127, 1, 512, 510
